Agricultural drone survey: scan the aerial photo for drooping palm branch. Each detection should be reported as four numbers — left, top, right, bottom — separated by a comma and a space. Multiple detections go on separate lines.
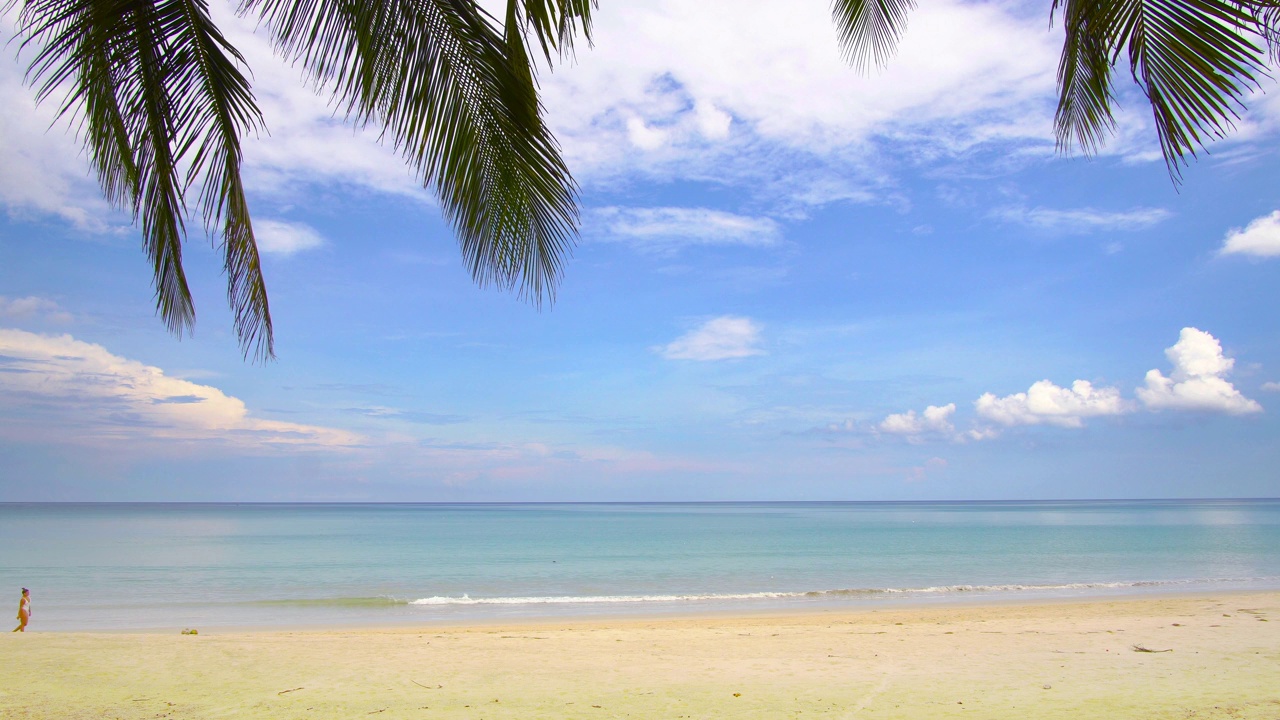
6, 0, 593, 361
831, 0, 1280, 180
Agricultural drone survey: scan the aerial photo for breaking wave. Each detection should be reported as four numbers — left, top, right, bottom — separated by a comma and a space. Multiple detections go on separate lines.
403, 577, 1275, 607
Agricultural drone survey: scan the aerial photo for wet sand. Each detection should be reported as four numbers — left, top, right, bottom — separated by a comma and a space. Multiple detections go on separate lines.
1, 592, 1277, 719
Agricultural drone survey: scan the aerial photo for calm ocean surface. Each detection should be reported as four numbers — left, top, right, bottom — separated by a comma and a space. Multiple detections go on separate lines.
1, 500, 1278, 631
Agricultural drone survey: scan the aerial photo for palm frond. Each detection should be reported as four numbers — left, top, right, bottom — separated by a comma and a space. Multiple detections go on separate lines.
507, 0, 595, 66
127, 0, 196, 335
14, 0, 270, 359
1053, 0, 1269, 180
1053, 0, 1119, 154
831, 0, 917, 73
1249, 2, 1280, 63
243, 0, 579, 306
1119, 0, 1267, 177
165, 0, 272, 360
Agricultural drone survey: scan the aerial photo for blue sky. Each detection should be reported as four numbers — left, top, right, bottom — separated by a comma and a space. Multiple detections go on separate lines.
1, 0, 1278, 501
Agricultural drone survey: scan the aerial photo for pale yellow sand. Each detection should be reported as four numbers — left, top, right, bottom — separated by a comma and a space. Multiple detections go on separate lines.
2, 592, 1278, 719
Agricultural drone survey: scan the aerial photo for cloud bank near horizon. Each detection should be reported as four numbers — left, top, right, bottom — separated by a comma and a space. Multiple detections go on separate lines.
853, 327, 1261, 442
0, 328, 363, 450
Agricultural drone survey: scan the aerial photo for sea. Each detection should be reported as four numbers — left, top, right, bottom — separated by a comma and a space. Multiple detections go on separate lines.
1, 500, 1278, 631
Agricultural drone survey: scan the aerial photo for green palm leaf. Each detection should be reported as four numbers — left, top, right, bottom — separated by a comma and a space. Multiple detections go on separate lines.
13, 0, 270, 358
1053, 0, 1119, 155
508, 0, 595, 65
1050, 0, 1272, 178
10, 0, 589, 359
831, 0, 917, 73
243, 0, 580, 306
834, 0, 1279, 180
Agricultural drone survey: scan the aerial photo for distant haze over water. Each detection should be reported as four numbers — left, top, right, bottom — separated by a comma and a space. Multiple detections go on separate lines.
2, 500, 1278, 631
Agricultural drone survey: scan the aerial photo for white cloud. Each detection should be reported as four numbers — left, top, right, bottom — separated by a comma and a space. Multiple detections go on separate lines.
0, 29, 121, 232
975, 379, 1129, 428
7, 0, 1278, 233
879, 403, 956, 436
0, 328, 363, 448
1137, 328, 1262, 414
214, 4, 432, 203
0, 7, 429, 234
872, 329, 1263, 442
995, 206, 1172, 232
694, 101, 733, 140
539, 0, 1061, 194
593, 206, 779, 252
255, 219, 325, 256
659, 316, 764, 361
0, 296, 72, 323
965, 427, 1001, 441
1220, 210, 1280, 258
626, 116, 669, 150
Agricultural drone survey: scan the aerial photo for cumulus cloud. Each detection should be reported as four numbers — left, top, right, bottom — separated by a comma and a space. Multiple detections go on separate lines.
975, 379, 1129, 428
879, 403, 956, 436
865, 328, 1262, 442
592, 206, 780, 252
659, 316, 763, 360
1137, 328, 1262, 414
0, 328, 363, 448
994, 206, 1172, 232
0, 296, 72, 323
1220, 210, 1280, 257
255, 219, 325, 255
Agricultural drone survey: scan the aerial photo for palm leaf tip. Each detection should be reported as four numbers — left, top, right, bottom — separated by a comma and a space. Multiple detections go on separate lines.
832, 0, 917, 73
507, 0, 597, 66
1053, 0, 1272, 181
242, 0, 580, 309
15, 0, 273, 358
1053, 0, 1119, 156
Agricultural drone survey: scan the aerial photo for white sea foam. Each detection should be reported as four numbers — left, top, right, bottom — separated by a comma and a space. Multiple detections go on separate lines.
407, 577, 1278, 607
409, 591, 802, 605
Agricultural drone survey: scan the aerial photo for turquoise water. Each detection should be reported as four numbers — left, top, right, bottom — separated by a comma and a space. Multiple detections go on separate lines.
1, 500, 1278, 630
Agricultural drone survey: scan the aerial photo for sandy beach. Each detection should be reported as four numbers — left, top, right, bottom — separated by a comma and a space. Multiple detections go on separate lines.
2, 592, 1277, 719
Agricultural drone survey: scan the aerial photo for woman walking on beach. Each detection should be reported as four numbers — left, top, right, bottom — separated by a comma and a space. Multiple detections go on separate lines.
13, 588, 30, 632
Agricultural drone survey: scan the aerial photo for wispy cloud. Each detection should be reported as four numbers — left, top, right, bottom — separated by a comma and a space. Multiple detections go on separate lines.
255, 219, 325, 256
905, 456, 949, 482
1220, 210, 1280, 258
994, 206, 1172, 233
0, 296, 72, 323
658, 316, 764, 361
0, 35, 121, 232
1137, 327, 1262, 415
592, 206, 780, 253
341, 406, 468, 425
0, 8, 429, 233
0, 328, 363, 449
